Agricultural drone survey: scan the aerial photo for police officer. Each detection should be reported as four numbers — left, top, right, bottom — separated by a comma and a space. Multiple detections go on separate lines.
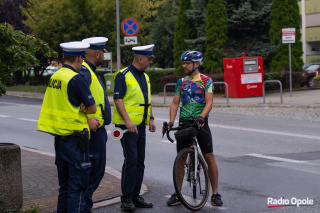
79, 37, 112, 213
113, 44, 156, 212
37, 41, 96, 213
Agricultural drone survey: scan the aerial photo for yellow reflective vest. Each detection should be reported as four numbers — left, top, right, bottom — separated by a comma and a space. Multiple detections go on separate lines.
82, 61, 105, 127
37, 67, 89, 136
112, 67, 151, 125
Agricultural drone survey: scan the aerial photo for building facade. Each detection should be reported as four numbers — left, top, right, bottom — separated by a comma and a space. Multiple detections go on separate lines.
299, 0, 320, 63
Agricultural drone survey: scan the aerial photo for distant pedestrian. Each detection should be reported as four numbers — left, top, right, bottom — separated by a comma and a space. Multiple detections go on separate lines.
80, 37, 112, 212
37, 41, 96, 213
112, 44, 156, 212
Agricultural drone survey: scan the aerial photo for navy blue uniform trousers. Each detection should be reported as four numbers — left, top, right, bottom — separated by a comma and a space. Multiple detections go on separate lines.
83, 127, 107, 212
120, 124, 146, 200
55, 136, 91, 213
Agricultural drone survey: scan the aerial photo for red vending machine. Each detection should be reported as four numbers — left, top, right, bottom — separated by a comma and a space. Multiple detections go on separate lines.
223, 55, 264, 98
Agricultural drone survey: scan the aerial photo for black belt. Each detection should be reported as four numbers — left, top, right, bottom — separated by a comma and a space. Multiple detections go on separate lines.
139, 104, 151, 107
55, 134, 74, 141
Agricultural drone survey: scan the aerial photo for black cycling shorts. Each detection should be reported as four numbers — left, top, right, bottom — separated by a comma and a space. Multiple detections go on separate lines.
176, 117, 213, 154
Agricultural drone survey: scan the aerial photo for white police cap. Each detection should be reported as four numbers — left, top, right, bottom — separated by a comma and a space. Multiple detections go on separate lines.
60, 41, 90, 56
132, 44, 155, 58
82, 37, 108, 52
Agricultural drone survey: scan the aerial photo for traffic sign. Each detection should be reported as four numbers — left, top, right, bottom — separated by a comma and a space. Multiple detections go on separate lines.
282, 28, 295, 44
121, 18, 139, 36
124, 36, 138, 45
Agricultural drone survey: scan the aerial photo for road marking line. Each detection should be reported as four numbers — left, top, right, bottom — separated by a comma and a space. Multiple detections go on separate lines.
210, 124, 320, 140
136, 118, 320, 140
246, 153, 317, 165
18, 118, 38, 122
0, 115, 9, 117
0, 101, 41, 108
162, 140, 175, 144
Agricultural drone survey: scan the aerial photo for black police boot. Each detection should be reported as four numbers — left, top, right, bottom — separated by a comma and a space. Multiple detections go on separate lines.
132, 196, 153, 208
121, 198, 135, 212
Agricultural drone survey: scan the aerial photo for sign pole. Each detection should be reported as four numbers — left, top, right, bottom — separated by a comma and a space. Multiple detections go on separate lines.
282, 28, 295, 97
116, 0, 121, 71
289, 43, 292, 97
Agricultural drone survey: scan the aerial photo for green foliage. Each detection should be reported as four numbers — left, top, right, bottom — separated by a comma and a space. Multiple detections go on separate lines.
145, 69, 174, 93
0, 204, 41, 213
314, 74, 320, 80
0, 78, 7, 97
173, 0, 197, 74
0, 22, 57, 95
225, 0, 274, 72
7, 85, 47, 93
151, 0, 180, 68
269, 0, 303, 72
184, 0, 207, 54
203, 0, 228, 73
23, 0, 163, 68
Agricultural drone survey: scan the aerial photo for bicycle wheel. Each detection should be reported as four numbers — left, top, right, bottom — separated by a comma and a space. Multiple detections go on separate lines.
173, 148, 209, 211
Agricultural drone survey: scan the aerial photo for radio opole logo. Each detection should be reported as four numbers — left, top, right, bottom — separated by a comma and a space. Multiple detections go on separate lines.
268, 197, 314, 208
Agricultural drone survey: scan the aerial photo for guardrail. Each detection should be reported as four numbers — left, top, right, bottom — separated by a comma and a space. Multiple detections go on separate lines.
263, 80, 283, 104
163, 83, 177, 104
213, 82, 229, 104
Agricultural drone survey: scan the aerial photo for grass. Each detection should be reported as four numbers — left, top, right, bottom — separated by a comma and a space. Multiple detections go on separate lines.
7, 85, 46, 93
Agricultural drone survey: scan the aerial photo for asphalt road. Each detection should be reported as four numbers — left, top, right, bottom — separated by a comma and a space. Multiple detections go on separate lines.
0, 96, 319, 212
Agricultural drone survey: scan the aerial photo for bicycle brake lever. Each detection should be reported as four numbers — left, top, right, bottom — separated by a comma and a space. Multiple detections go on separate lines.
162, 122, 167, 138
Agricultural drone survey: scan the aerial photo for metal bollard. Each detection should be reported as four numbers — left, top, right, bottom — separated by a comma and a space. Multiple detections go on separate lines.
0, 143, 23, 210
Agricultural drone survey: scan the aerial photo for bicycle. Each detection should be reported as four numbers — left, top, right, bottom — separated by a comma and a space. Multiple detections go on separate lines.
163, 118, 210, 211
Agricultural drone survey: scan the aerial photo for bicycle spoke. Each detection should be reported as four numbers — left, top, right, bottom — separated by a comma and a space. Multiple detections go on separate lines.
173, 148, 209, 211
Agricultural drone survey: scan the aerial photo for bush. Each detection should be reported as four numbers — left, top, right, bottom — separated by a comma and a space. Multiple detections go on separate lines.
160, 73, 225, 93
160, 74, 184, 92
146, 69, 174, 93
264, 71, 303, 90
0, 80, 6, 96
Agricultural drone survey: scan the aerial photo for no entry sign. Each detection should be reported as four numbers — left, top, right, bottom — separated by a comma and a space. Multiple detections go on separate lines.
121, 18, 139, 36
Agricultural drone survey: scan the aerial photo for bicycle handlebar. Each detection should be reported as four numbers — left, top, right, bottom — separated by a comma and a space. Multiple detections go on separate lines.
162, 117, 210, 143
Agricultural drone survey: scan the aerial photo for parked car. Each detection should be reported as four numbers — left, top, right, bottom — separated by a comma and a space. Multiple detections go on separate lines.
301, 63, 320, 87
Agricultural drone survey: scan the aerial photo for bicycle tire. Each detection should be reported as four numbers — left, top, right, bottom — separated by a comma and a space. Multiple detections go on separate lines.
173, 148, 209, 211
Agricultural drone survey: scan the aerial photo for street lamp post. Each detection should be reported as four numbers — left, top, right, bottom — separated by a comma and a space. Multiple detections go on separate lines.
116, 0, 121, 71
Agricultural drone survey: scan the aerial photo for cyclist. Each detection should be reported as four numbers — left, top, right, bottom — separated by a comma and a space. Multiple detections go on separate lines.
166, 50, 223, 207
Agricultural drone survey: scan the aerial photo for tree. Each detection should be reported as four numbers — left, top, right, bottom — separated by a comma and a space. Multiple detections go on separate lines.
173, 0, 197, 74
203, 0, 227, 73
0, 0, 31, 34
287, 0, 303, 70
0, 23, 57, 95
151, 0, 180, 68
269, 0, 303, 72
225, 0, 274, 72
23, 0, 162, 69
184, 0, 207, 54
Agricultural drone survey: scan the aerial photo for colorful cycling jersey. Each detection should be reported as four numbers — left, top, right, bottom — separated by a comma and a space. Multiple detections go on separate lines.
174, 73, 214, 120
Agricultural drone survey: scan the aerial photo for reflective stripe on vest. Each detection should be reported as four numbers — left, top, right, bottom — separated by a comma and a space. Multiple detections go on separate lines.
37, 67, 89, 136
112, 67, 151, 125
82, 61, 105, 127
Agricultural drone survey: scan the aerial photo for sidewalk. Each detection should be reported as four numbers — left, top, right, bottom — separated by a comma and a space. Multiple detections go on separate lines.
21, 147, 123, 212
